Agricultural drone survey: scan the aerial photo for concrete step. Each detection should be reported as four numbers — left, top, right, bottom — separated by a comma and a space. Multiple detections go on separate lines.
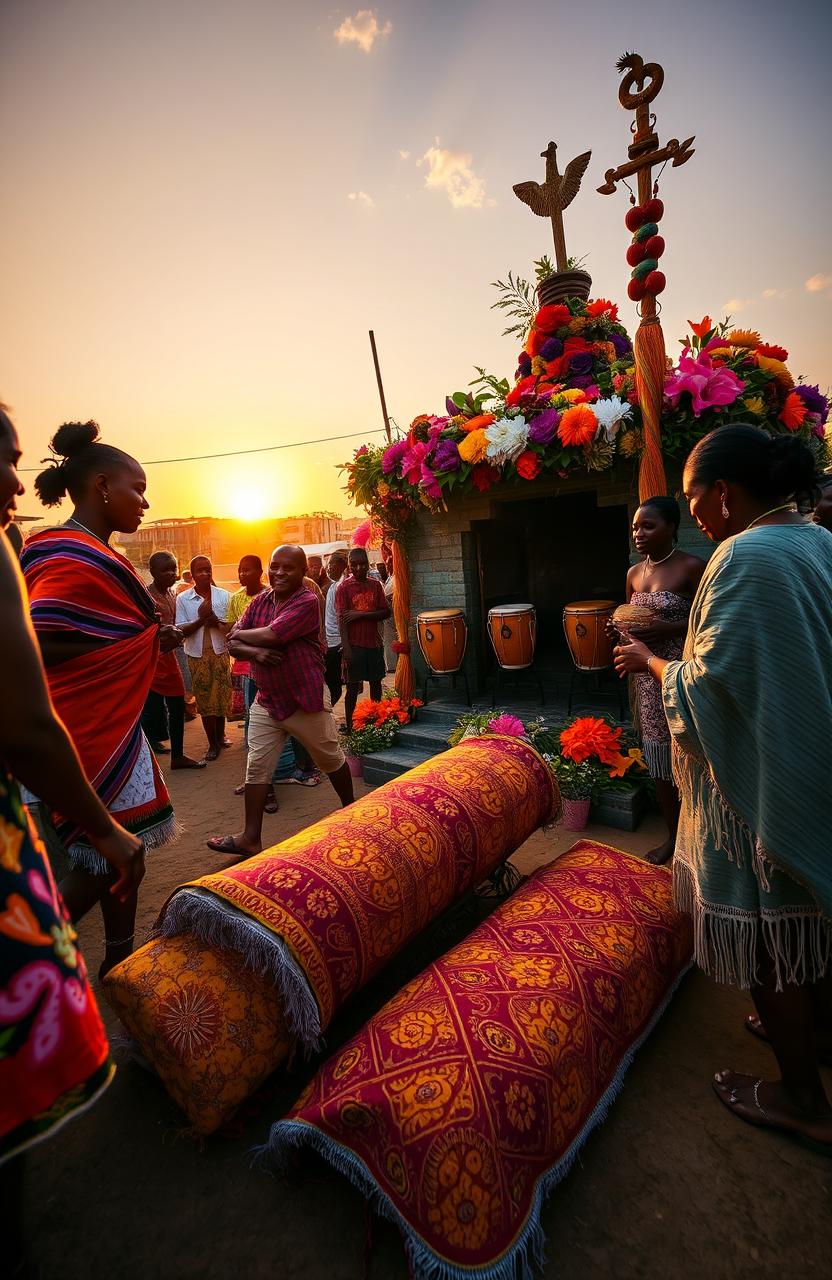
361, 745, 433, 785
396, 723, 451, 753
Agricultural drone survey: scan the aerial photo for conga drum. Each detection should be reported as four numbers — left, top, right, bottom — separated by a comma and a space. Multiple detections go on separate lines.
488, 604, 537, 670
562, 600, 616, 671
417, 609, 467, 674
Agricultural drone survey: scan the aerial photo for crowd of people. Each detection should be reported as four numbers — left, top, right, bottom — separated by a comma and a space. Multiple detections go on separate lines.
1, 407, 831, 1278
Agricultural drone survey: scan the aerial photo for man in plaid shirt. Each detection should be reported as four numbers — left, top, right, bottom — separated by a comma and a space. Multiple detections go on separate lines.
206, 545, 353, 857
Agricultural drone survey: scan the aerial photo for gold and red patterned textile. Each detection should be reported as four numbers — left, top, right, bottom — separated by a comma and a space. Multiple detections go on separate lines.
156, 736, 557, 1046
265, 841, 693, 1279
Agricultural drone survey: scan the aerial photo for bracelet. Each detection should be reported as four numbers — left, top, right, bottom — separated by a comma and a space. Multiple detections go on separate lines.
647, 656, 660, 679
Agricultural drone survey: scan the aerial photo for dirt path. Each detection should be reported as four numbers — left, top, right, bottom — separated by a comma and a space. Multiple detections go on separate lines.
24, 718, 831, 1278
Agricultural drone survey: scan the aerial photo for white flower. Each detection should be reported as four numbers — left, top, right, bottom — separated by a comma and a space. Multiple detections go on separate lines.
485, 415, 529, 465
590, 396, 632, 443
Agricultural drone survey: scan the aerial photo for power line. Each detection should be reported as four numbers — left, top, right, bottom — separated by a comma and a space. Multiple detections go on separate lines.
20, 426, 388, 472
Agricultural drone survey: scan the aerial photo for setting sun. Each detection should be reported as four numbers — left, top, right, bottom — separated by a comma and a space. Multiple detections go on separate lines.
227, 483, 271, 521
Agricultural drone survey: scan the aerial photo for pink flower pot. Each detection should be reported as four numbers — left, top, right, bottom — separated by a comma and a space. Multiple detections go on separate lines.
346, 753, 363, 779
561, 796, 591, 831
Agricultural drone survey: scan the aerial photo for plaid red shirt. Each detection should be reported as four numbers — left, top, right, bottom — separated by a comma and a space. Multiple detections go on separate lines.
235, 586, 324, 720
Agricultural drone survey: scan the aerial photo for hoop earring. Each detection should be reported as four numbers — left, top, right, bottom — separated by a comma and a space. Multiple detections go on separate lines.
103, 493, 109, 505
721, 499, 729, 519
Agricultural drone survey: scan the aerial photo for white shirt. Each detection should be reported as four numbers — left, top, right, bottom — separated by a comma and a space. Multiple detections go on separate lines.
324, 576, 343, 649
175, 585, 231, 657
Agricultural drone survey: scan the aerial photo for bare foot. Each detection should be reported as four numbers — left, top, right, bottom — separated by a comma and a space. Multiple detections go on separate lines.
99, 941, 134, 981
644, 837, 674, 866
713, 1070, 832, 1151
171, 755, 206, 770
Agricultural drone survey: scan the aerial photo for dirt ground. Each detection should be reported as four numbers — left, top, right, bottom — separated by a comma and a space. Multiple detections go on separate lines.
25, 713, 831, 1279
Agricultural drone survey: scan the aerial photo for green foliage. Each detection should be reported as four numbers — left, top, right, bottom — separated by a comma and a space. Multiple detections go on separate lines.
533, 254, 555, 282
489, 270, 536, 339
447, 710, 508, 747
468, 368, 512, 405
346, 720, 398, 756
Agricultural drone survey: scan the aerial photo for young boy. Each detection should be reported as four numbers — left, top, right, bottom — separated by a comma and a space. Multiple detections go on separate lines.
336, 547, 391, 732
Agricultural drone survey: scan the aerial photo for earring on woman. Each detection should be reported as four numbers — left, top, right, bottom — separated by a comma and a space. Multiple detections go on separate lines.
721, 499, 729, 519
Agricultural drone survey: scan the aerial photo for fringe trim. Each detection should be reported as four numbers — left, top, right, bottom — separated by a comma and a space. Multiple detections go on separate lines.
156, 888, 322, 1046
673, 860, 832, 991
254, 964, 692, 1280
66, 815, 182, 876
641, 738, 672, 782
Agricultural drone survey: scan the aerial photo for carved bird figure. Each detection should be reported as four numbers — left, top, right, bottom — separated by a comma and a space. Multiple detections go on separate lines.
513, 141, 592, 272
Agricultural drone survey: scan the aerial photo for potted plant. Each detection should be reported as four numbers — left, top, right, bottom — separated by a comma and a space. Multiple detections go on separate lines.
346, 691, 424, 776
527, 715, 646, 833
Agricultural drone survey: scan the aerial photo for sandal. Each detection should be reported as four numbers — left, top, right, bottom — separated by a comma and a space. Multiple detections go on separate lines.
264, 791, 279, 814
712, 1069, 832, 1157
206, 834, 258, 857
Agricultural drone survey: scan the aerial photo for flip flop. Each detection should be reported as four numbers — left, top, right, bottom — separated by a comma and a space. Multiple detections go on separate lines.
171, 757, 207, 770
233, 783, 246, 796
206, 835, 257, 856
204, 748, 220, 762
745, 1014, 832, 1068
712, 1069, 832, 1157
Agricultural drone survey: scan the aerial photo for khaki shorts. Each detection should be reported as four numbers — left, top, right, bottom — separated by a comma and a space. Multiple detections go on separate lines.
246, 693, 345, 784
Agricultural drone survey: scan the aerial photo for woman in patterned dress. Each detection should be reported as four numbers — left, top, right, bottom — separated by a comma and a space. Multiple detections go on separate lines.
621, 497, 705, 865
0, 406, 144, 1275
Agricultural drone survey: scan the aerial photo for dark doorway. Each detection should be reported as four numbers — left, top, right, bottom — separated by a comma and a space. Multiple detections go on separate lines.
474, 491, 630, 677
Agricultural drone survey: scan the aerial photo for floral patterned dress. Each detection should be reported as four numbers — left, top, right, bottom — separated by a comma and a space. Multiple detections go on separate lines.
0, 768, 113, 1164
630, 590, 692, 781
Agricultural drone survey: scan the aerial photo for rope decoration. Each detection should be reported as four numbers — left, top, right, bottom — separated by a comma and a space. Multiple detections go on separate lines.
391, 540, 414, 702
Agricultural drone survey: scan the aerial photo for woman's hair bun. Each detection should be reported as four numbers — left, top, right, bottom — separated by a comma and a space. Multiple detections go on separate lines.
768, 433, 818, 500
51, 420, 101, 459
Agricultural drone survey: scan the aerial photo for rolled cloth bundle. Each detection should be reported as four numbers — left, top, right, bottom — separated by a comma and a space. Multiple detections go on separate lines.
264, 841, 693, 1280
154, 735, 557, 1047
104, 735, 557, 1134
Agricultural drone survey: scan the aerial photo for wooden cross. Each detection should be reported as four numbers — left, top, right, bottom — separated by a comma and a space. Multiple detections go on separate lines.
513, 141, 592, 273
597, 53, 695, 319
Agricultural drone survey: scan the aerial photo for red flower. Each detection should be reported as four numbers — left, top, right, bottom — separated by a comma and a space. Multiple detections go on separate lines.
544, 355, 569, 381
516, 450, 542, 480
756, 343, 789, 362
586, 298, 619, 322
471, 463, 500, 492
779, 390, 808, 432
524, 328, 548, 357
689, 316, 713, 338
562, 336, 591, 355
533, 304, 571, 333
560, 716, 622, 766
506, 375, 537, 406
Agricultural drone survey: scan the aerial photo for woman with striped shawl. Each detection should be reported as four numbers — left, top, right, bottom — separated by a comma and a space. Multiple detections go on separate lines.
615, 425, 832, 1155
23, 422, 179, 976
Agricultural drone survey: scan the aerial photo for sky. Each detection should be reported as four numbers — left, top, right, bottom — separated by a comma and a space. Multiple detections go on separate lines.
2, 0, 830, 522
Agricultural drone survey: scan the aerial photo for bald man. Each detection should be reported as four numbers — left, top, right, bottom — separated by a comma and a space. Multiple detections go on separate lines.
207, 545, 353, 857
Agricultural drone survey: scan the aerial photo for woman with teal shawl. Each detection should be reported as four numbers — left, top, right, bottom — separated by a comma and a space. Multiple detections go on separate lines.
616, 425, 832, 1155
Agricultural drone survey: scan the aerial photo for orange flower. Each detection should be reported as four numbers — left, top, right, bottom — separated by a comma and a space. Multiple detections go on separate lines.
516, 450, 542, 480
560, 716, 622, 766
460, 413, 496, 434
557, 404, 597, 447
606, 752, 636, 779
755, 354, 794, 391
525, 328, 549, 357
586, 298, 619, 322
779, 390, 808, 432
689, 316, 712, 338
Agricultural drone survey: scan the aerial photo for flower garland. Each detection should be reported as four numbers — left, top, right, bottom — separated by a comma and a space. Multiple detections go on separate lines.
342, 298, 829, 536
346, 691, 423, 756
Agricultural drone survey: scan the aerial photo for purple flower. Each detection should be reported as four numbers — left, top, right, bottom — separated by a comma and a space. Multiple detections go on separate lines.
567, 374, 595, 390
433, 438, 461, 472
446, 396, 459, 416
610, 332, 632, 359
569, 352, 594, 377
812, 416, 826, 440
382, 439, 407, 475
540, 337, 563, 361
517, 351, 533, 375
527, 407, 560, 445
795, 383, 829, 424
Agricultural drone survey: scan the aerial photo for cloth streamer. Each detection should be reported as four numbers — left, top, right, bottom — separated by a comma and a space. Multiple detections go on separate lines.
634, 317, 667, 501
263, 841, 693, 1280
391, 538, 414, 702
154, 736, 557, 1050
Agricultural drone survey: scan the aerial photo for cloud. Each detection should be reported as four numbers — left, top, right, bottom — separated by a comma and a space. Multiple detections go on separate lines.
334, 10, 392, 53
722, 297, 753, 313
398, 149, 410, 160
347, 191, 375, 208
762, 287, 788, 300
418, 144, 487, 209
805, 272, 832, 293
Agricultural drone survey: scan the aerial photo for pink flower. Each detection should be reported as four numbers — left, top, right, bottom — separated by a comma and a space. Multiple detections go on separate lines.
665, 351, 743, 417
401, 441, 429, 485
487, 713, 526, 737
419, 462, 442, 499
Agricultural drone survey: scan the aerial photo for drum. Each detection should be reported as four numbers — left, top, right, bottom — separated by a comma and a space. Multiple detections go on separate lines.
562, 600, 617, 671
611, 603, 655, 634
417, 609, 467, 674
488, 604, 537, 670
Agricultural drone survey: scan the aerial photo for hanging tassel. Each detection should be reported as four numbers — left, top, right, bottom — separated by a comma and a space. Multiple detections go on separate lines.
391, 540, 414, 702
634, 316, 668, 501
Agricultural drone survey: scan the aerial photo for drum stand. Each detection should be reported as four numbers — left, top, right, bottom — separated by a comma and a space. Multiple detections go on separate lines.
422, 667, 472, 707
491, 663, 546, 708
567, 665, 625, 719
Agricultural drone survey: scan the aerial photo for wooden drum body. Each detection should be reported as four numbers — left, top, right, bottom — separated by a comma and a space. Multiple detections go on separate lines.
417, 609, 467, 674
488, 604, 537, 670
562, 600, 616, 671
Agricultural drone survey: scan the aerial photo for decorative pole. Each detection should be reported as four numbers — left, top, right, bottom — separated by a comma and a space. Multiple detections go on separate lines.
369, 330, 392, 444
598, 53, 695, 501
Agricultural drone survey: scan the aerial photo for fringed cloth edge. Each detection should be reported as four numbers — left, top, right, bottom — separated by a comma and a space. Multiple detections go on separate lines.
254, 964, 692, 1280
673, 860, 832, 992
641, 739, 672, 782
155, 888, 322, 1046
67, 814, 182, 877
